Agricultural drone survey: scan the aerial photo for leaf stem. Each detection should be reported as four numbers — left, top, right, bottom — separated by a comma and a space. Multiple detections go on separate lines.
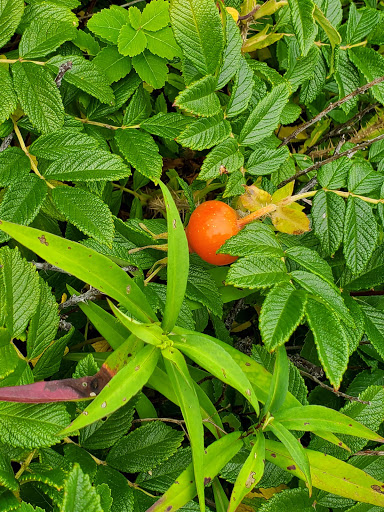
0, 58, 46, 66
237, 204, 277, 228
75, 117, 140, 130
11, 117, 55, 189
15, 449, 37, 479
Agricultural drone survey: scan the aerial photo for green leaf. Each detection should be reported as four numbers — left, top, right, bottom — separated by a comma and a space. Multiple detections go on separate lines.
132, 50, 168, 89
288, 0, 317, 56
62, 464, 103, 512
228, 432, 265, 512
260, 283, 307, 352
256, 488, 315, 512
12, 61, 64, 134
247, 144, 289, 176
30, 129, 100, 160
95, 466, 134, 512
159, 181, 189, 332
87, 5, 131, 44
223, 169, 246, 198
52, 187, 114, 245
335, 50, 360, 114
47, 55, 114, 105
349, 47, 384, 104
239, 84, 290, 146
148, 432, 242, 511
163, 347, 205, 511
263, 345, 290, 415
0, 402, 70, 448
0, 66, 17, 125
274, 404, 384, 442
186, 264, 223, 317
284, 46, 320, 93
141, 0, 169, 31
305, 297, 349, 388
0, 0, 24, 49
44, 150, 131, 181
199, 138, 243, 180
170, 0, 224, 77
118, 23, 147, 57
20, 1, 77, 31
107, 421, 183, 473
146, 27, 181, 60
123, 84, 151, 125
0, 148, 30, 186
286, 246, 334, 284
177, 114, 231, 150
0, 451, 18, 491
0, 175, 47, 242
0, 247, 40, 338
172, 328, 260, 415
348, 160, 384, 194
217, 13, 242, 89
93, 46, 132, 84
341, 246, 384, 291
360, 302, 384, 360
226, 255, 290, 290
73, 29, 100, 56
141, 112, 191, 139
313, 4, 341, 48
19, 19, 76, 58
343, 196, 379, 275
227, 57, 254, 117
33, 327, 73, 380
312, 190, 345, 256
0, 221, 157, 323
299, 51, 326, 105
346, 3, 380, 45
64, 344, 160, 434
174, 75, 221, 117
115, 129, 162, 182
27, 277, 59, 360
219, 222, 283, 258
268, 421, 312, 492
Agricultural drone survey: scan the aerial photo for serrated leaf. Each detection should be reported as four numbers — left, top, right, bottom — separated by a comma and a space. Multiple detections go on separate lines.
288, 0, 317, 56
174, 75, 220, 117
27, 277, 59, 360
170, 0, 224, 77
107, 421, 184, 473
360, 302, 384, 360
199, 138, 243, 180
341, 245, 384, 291
348, 160, 384, 194
73, 29, 100, 56
239, 84, 290, 146
0, 247, 40, 338
247, 144, 289, 176
343, 196, 378, 275
47, 55, 114, 104
312, 190, 345, 256
219, 222, 283, 258
186, 264, 223, 317
347, 4, 380, 45
93, 46, 132, 84
227, 57, 254, 117
0, 451, 18, 491
52, 187, 114, 245
0, 66, 17, 125
146, 26, 181, 59
299, 51, 326, 105
115, 129, 162, 182
318, 157, 350, 189
305, 297, 349, 388
141, 0, 169, 31
32, 327, 73, 381
19, 18, 76, 58
20, 1, 77, 31
177, 114, 231, 150
0, 402, 69, 448
272, 206, 310, 235
30, 129, 100, 160
62, 464, 103, 512
335, 50, 360, 114
223, 169, 246, 198
0, 148, 30, 188
141, 112, 191, 139
44, 150, 131, 181
87, 5, 130, 44
12, 61, 64, 134
123, 84, 151, 125
0, 0, 24, 49
260, 283, 307, 351
284, 46, 320, 92
0, 175, 47, 243
286, 246, 334, 283
217, 13, 242, 89
118, 23, 147, 57
226, 256, 290, 290
349, 47, 384, 104
132, 50, 168, 89
95, 466, 134, 512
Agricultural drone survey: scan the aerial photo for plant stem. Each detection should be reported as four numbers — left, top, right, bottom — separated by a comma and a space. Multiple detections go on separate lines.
0, 58, 46, 65
15, 450, 37, 479
237, 204, 277, 228
75, 117, 140, 130
279, 75, 384, 148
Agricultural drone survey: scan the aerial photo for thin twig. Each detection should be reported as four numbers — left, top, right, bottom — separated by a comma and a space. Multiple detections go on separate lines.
278, 133, 384, 188
32, 261, 72, 275
0, 133, 13, 152
279, 76, 384, 148
55, 61, 72, 88
354, 450, 384, 456
59, 288, 102, 310
299, 370, 371, 404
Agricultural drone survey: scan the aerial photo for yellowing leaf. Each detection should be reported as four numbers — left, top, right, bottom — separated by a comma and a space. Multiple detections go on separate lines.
259, 484, 289, 499
272, 206, 310, 234
243, 29, 285, 53
278, 126, 307, 141
226, 7, 239, 22
239, 185, 272, 211
253, 0, 288, 19
92, 339, 112, 352
271, 182, 294, 204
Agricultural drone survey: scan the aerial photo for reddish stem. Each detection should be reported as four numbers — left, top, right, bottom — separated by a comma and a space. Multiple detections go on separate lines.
237, 204, 277, 229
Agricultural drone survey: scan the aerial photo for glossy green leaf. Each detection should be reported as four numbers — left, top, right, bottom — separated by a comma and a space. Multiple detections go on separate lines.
174, 75, 220, 117
0, 0, 24, 49
263, 345, 289, 415
177, 114, 232, 151
288, 0, 317, 56
87, 5, 130, 44
312, 190, 345, 257
159, 181, 189, 333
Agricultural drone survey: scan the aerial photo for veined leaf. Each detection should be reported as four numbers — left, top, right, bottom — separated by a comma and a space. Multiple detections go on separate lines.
286, 246, 334, 284
199, 138, 243, 180
62, 464, 103, 512
163, 347, 205, 511
313, 4, 341, 48
177, 114, 231, 150
186, 264, 223, 317
12, 62, 64, 134
140, 112, 191, 139
239, 84, 290, 146
226, 58, 254, 117
132, 50, 168, 89
30, 129, 100, 160
247, 144, 289, 176
159, 181, 189, 332
349, 47, 384, 104
0, 66, 17, 125
93, 46, 132, 84
312, 190, 345, 257
0, 0, 24, 49
63, 344, 160, 434
219, 222, 283, 258
360, 302, 384, 360
140, 0, 169, 31
228, 432, 265, 512
216, 13, 242, 89
0, 220, 157, 323
19, 18, 76, 59
145, 26, 181, 60
147, 432, 242, 512
288, 0, 317, 56
260, 284, 307, 351
174, 75, 220, 117
170, 0, 224, 77
346, 3, 380, 45
227, 255, 290, 290
335, 50, 360, 114
118, 22, 147, 57
87, 5, 131, 44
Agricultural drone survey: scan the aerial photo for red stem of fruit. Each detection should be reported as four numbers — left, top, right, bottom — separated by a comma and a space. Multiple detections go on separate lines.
237, 204, 277, 229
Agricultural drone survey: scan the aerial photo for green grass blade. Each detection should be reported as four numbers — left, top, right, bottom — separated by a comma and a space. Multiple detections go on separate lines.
262, 344, 289, 416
